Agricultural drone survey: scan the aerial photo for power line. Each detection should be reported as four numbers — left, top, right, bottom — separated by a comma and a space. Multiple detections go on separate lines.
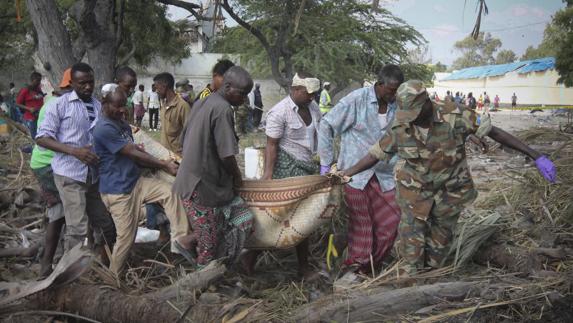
415, 20, 549, 33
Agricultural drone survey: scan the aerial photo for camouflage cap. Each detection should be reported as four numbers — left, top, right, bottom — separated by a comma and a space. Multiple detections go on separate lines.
395, 80, 429, 124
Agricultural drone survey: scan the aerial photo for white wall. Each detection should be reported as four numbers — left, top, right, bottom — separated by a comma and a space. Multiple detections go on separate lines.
135, 53, 286, 111
430, 69, 573, 106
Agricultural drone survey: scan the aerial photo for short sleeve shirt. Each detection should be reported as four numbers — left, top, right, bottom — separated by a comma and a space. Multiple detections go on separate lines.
173, 91, 239, 207
30, 96, 56, 169
93, 117, 141, 194
265, 96, 321, 162
160, 94, 191, 153
16, 87, 44, 121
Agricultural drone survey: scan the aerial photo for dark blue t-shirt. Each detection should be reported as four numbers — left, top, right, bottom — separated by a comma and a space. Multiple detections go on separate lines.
94, 117, 141, 194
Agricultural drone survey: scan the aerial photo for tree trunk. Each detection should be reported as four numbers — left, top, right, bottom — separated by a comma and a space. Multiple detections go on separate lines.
25, 0, 76, 87
293, 281, 481, 322
69, 0, 118, 90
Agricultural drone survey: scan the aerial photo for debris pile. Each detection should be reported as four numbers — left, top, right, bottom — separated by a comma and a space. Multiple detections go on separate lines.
0, 127, 572, 322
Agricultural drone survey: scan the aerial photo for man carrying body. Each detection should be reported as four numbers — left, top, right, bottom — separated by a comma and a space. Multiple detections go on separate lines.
94, 88, 195, 274
318, 65, 403, 274
147, 84, 160, 131
197, 59, 235, 101
319, 82, 332, 115
16, 72, 44, 139
36, 62, 116, 256
154, 72, 190, 153
243, 73, 321, 279
341, 80, 557, 274
173, 66, 254, 267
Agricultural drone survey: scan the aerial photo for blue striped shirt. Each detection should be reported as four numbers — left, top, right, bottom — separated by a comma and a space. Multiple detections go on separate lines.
37, 91, 101, 183
318, 86, 398, 192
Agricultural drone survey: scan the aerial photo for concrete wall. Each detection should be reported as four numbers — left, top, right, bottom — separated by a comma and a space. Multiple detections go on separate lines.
430, 69, 573, 106
135, 53, 286, 111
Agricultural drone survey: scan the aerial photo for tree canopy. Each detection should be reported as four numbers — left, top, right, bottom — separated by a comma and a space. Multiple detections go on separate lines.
210, 0, 425, 90
495, 49, 517, 65
451, 32, 502, 70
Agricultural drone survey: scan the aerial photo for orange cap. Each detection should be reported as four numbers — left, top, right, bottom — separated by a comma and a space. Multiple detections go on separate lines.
59, 68, 72, 88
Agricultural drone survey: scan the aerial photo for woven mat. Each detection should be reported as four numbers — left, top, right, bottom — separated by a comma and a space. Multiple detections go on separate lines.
133, 129, 342, 249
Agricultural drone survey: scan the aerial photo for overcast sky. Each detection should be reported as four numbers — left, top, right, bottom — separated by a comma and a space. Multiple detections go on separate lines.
386, 0, 566, 65
167, 0, 567, 66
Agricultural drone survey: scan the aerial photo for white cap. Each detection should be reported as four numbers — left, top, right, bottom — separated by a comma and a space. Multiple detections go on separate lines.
324, 82, 331, 86
101, 83, 118, 96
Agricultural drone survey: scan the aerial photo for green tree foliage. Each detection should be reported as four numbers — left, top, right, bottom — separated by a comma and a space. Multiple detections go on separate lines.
434, 62, 448, 73
495, 49, 517, 64
0, 1, 35, 77
552, 0, 573, 86
214, 0, 425, 90
521, 1, 573, 86
520, 20, 566, 60
451, 32, 501, 69
121, 1, 191, 66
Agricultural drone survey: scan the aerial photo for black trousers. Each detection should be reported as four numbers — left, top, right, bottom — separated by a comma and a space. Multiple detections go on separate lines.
252, 108, 263, 128
149, 108, 159, 129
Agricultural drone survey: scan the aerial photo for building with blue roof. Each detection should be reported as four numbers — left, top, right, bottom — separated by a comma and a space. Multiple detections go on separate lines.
430, 57, 573, 106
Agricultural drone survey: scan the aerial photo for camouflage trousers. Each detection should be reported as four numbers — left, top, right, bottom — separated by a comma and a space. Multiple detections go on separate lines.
395, 178, 477, 274
234, 105, 250, 135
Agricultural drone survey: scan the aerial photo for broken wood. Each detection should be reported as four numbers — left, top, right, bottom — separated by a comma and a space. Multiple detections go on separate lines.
293, 281, 483, 322
146, 259, 227, 302
474, 244, 573, 274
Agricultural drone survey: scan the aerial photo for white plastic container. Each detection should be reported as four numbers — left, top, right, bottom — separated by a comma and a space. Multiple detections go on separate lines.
244, 147, 265, 179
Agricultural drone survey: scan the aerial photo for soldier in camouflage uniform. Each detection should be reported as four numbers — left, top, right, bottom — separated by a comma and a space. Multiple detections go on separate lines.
234, 95, 251, 135
342, 80, 557, 274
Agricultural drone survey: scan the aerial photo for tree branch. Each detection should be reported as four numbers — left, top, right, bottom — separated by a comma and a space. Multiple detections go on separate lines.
156, 0, 213, 21
115, 0, 126, 49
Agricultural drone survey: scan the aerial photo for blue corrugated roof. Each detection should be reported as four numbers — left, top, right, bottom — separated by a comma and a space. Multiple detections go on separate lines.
443, 57, 555, 81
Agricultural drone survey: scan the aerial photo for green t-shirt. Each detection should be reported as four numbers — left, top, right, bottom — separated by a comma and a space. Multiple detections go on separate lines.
30, 96, 55, 169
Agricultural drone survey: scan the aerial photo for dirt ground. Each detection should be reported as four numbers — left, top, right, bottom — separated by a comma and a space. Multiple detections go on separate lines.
0, 109, 572, 322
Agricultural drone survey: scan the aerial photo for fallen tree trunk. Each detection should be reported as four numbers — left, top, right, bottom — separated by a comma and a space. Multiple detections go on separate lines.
0, 284, 181, 323
293, 281, 482, 322
474, 244, 573, 274
0, 260, 227, 323
145, 259, 226, 302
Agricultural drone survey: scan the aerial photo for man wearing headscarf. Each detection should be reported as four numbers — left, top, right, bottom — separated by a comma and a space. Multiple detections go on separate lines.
243, 73, 322, 279
341, 80, 557, 275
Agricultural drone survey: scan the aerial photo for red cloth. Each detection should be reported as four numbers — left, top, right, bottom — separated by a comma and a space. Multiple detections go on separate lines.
16, 87, 44, 121
344, 176, 400, 271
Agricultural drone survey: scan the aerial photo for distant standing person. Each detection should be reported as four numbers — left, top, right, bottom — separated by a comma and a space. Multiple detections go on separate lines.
319, 82, 332, 114
511, 93, 517, 110
467, 92, 477, 110
493, 94, 500, 111
115, 67, 137, 123
252, 83, 264, 128
147, 84, 160, 131
16, 72, 44, 139
8, 82, 20, 122
154, 72, 190, 153
133, 84, 145, 127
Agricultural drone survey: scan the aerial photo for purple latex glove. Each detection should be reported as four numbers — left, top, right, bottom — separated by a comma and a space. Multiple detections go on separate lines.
320, 165, 331, 176
535, 156, 556, 183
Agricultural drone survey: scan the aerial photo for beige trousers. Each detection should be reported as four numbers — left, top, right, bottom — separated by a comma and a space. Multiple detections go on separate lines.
101, 176, 189, 274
